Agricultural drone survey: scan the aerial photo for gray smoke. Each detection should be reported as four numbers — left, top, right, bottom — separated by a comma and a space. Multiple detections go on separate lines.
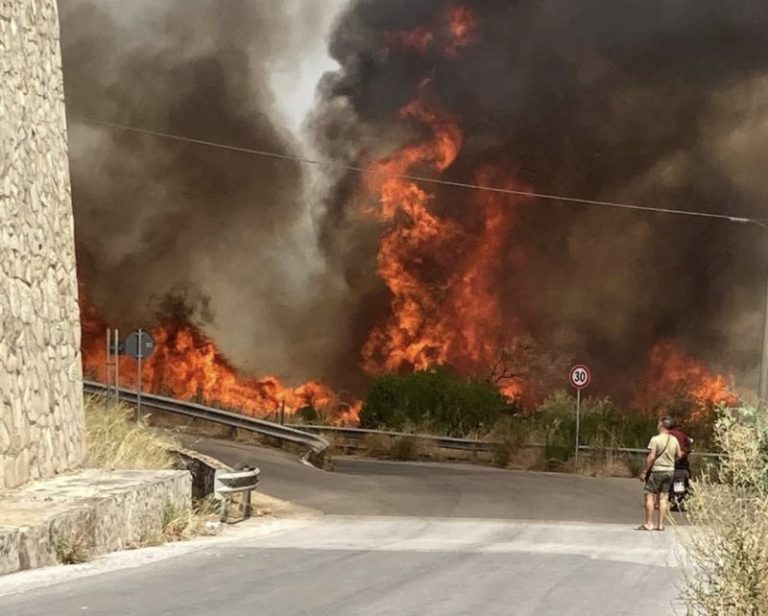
59, 0, 347, 382
312, 0, 768, 397
60, 0, 768, 399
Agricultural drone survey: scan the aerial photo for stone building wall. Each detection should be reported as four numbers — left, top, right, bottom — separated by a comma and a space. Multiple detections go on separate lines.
0, 0, 85, 489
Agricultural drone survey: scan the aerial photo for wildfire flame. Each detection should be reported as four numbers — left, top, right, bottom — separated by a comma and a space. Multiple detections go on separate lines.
80, 297, 360, 424
445, 5, 476, 52
641, 341, 738, 422
385, 5, 476, 55
360, 106, 528, 377
362, 16, 527, 386
77, 4, 740, 427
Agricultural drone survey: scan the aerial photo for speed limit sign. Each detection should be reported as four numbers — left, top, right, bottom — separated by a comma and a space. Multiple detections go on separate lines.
569, 364, 591, 390
569, 364, 591, 466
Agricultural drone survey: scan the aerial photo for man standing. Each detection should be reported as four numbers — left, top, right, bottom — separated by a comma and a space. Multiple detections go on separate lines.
637, 416, 681, 531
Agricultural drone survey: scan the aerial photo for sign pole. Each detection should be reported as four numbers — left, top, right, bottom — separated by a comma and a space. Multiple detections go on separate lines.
115, 328, 120, 405
575, 387, 581, 465
568, 364, 591, 469
105, 328, 111, 404
124, 328, 155, 423
136, 328, 143, 423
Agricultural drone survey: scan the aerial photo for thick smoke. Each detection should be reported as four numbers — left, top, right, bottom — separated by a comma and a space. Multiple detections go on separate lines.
59, 0, 347, 382
313, 0, 768, 397
60, 0, 768, 401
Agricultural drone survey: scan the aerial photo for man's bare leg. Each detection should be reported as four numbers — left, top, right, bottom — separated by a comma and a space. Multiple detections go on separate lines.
657, 493, 669, 530
643, 493, 655, 530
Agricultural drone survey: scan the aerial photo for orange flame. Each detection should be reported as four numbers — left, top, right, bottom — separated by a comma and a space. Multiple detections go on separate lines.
642, 341, 738, 422
80, 298, 359, 424
445, 5, 476, 52
360, 93, 461, 373
384, 5, 476, 55
360, 87, 527, 383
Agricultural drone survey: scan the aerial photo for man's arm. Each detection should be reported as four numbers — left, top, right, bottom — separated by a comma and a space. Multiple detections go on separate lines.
640, 446, 655, 480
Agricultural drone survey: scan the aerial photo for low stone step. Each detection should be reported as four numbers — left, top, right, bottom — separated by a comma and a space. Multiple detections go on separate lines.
0, 469, 191, 575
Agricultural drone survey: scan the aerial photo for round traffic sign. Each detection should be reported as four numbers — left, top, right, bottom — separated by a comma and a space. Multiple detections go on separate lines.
124, 330, 155, 360
569, 364, 591, 390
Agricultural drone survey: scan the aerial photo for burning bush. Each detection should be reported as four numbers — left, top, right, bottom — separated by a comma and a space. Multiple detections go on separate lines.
359, 367, 510, 436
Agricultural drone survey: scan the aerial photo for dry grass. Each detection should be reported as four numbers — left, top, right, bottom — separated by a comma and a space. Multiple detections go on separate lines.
160, 497, 223, 543
681, 405, 768, 615
80, 397, 225, 549
84, 395, 178, 470
55, 531, 92, 565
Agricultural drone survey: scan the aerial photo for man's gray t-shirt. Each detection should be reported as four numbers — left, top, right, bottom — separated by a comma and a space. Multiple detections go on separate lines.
648, 434, 679, 472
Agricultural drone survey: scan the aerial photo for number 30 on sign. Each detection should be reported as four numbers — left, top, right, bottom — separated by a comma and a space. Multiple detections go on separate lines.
569, 364, 591, 390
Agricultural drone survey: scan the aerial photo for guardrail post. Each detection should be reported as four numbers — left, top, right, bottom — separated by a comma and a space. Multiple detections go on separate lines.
214, 467, 260, 524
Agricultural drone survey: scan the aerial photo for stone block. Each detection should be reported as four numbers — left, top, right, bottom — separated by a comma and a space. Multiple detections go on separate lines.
0, 470, 192, 574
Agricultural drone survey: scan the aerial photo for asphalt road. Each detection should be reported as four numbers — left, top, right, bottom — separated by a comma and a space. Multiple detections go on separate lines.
0, 439, 686, 615
0, 517, 683, 616
182, 436, 648, 523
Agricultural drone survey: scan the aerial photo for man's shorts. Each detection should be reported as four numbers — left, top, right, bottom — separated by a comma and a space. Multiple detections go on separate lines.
645, 471, 674, 495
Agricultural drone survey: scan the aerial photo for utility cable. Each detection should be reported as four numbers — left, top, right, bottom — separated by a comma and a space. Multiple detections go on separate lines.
73, 116, 761, 227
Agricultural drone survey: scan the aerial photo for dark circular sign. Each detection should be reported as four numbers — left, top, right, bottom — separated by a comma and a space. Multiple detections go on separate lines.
124, 330, 155, 360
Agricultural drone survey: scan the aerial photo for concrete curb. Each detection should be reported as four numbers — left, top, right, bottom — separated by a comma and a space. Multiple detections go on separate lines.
0, 470, 191, 575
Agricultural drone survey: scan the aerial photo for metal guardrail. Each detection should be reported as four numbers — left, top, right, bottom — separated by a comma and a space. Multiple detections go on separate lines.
84, 381, 722, 461
291, 424, 724, 459
83, 380, 330, 456
214, 467, 261, 523
291, 424, 497, 452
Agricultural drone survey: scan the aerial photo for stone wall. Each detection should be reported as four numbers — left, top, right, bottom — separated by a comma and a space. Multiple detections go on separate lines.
0, 470, 192, 574
0, 0, 85, 489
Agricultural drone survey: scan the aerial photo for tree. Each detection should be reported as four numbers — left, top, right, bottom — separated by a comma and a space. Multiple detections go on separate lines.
486, 336, 571, 405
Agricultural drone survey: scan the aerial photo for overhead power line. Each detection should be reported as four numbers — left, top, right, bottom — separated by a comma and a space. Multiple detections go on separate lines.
73, 116, 764, 227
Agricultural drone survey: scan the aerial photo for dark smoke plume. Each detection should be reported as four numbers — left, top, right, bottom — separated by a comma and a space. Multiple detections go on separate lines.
59, 0, 347, 382
313, 0, 768, 397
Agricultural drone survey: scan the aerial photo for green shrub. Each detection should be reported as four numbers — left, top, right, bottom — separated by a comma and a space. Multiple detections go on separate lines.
534, 391, 657, 466
360, 367, 509, 437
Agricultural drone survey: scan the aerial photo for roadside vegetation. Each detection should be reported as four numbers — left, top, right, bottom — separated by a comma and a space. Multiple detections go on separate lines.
311, 368, 721, 476
69, 396, 221, 565
359, 367, 509, 436
84, 395, 178, 470
681, 404, 768, 615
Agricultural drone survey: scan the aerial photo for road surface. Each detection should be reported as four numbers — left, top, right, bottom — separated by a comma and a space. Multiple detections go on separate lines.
0, 438, 686, 615
182, 436, 647, 523
0, 516, 683, 615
